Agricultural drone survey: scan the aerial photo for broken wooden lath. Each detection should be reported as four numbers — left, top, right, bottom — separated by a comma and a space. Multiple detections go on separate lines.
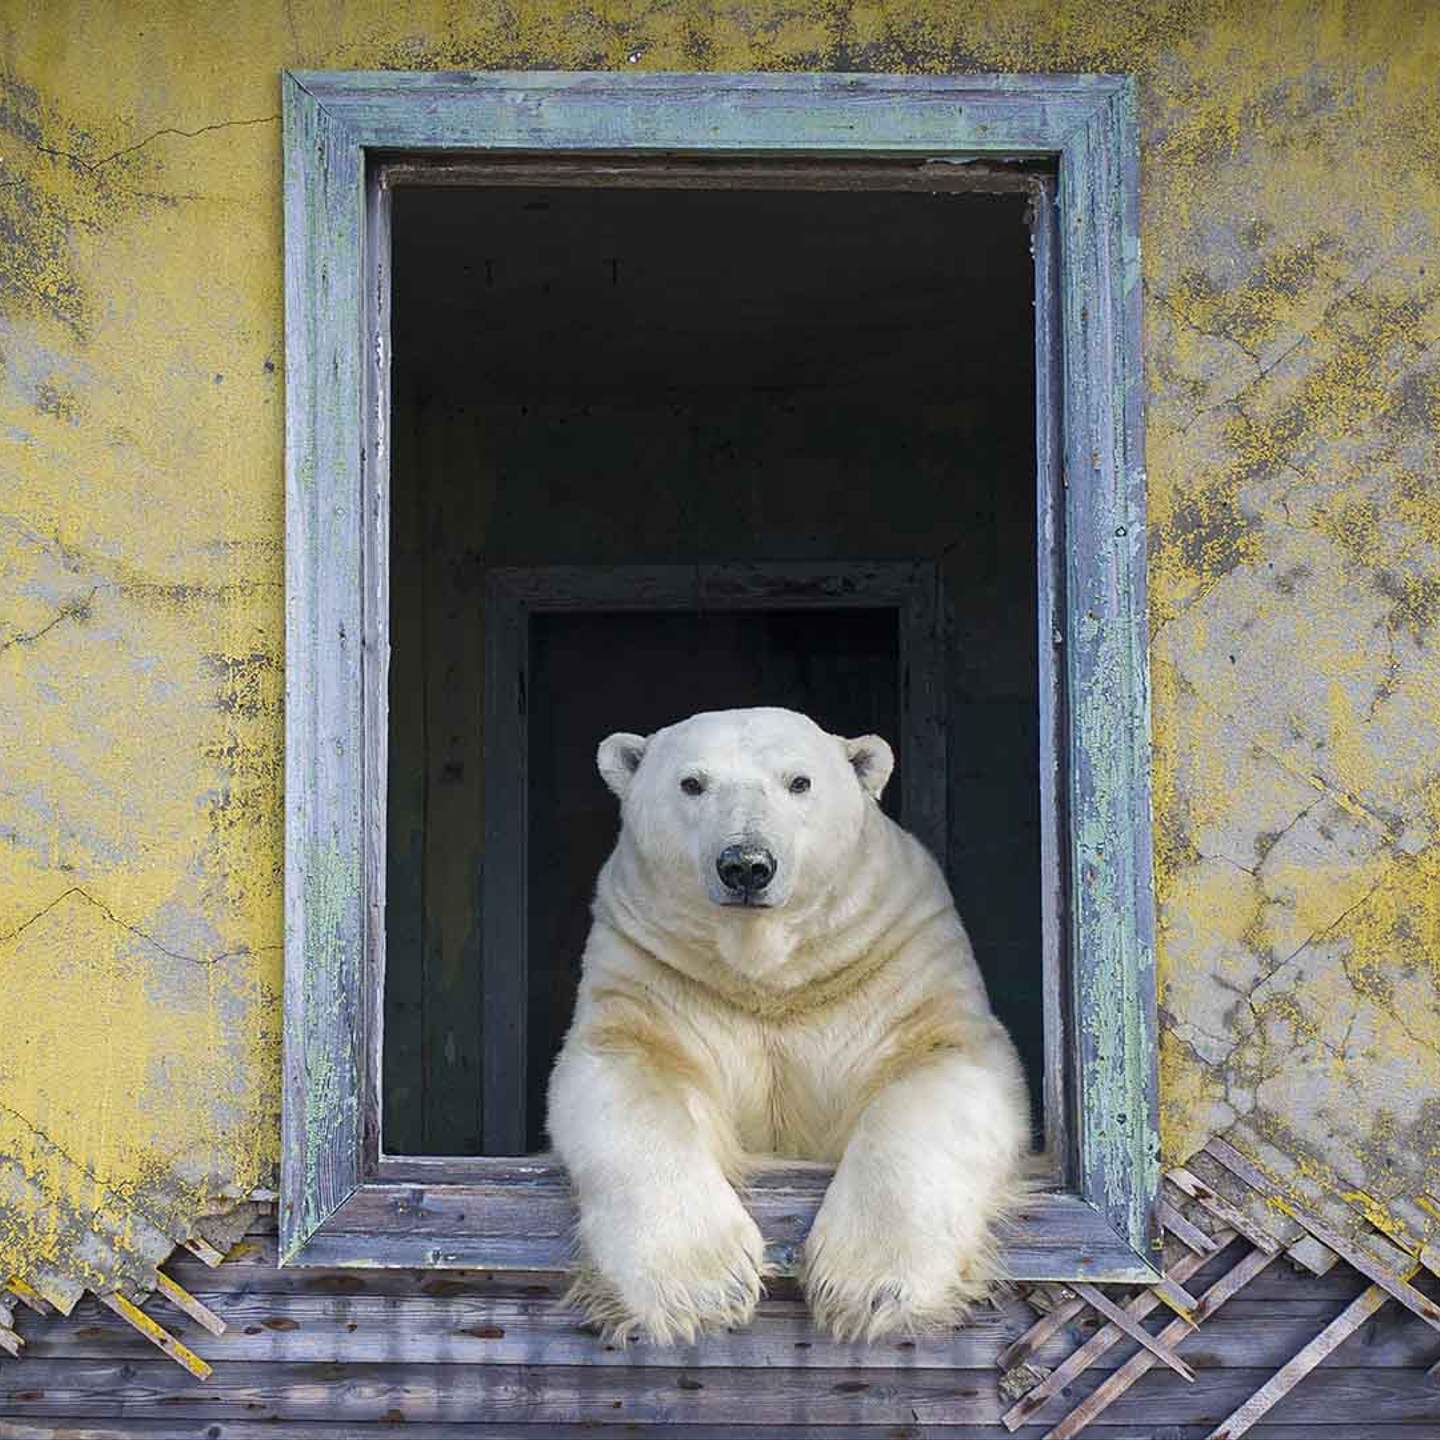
997, 1136, 1440, 1438
6, 1238, 229, 1381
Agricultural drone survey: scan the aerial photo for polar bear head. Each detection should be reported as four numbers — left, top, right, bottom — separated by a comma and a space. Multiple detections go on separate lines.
597, 707, 893, 914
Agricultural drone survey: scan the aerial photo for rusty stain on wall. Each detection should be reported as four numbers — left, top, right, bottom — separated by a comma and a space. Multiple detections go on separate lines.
1, 0, 1438, 1301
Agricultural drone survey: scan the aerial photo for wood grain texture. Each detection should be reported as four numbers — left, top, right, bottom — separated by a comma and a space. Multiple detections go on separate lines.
3, 1357, 1439, 1428
1054, 77, 1159, 1273
281, 70, 368, 1263
1207, 1284, 1392, 1440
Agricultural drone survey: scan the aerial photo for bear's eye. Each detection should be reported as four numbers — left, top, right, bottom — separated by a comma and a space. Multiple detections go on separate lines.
680, 775, 706, 797
788, 775, 811, 794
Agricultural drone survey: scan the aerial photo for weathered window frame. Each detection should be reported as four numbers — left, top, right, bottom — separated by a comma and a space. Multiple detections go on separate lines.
282, 70, 1159, 1281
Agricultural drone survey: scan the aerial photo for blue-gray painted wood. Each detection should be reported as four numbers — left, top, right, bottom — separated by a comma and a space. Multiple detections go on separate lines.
282, 69, 1158, 1282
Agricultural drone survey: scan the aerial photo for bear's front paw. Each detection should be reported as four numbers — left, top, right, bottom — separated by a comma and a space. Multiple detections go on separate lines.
570, 1187, 765, 1345
802, 1176, 996, 1341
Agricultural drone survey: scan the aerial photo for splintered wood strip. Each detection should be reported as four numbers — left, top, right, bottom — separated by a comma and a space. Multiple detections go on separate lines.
1000, 1232, 1233, 1430
1150, 1274, 1200, 1321
1159, 1199, 1220, 1255
6, 1277, 51, 1314
1419, 1242, 1440, 1279
1070, 1282, 1195, 1381
1167, 1166, 1282, 1253
97, 1293, 212, 1381
996, 1293, 1086, 1371
1042, 1242, 1279, 1440
1204, 1136, 1440, 1334
1285, 1233, 1338, 1277
154, 1269, 226, 1337
0, 1322, 22, 1357
181, 1234, 227, 1268
1204, 1282, 1390, 1440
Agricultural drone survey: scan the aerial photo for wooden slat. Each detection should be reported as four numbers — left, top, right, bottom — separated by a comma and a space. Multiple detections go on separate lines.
1, 1425, 1436, 1440
1286, 1233, 1340, 1277
180, 1235, 226, 1268
0, 1322, 22, 1358
1071, 1281, 1195, 1381
1159, 1198, 1220, 1255
6, 1277, 51, 1314
1042, 1244, 1280, 1439
30, 1280, 1440, 1372
286, 1173, 1160, 1279
1206, 1283, 1391, 1440
280, 66, 369, 1264
1168, 1166, 1283, 1253
5, 1355, 1440, 1426
153, 1270, 225, 1337
1151, 1273, 1201, 1321
1001, 1232, 1230, 1429
95, 1294, 212, 1381
1204, 1138, 1440, 1335
997, 1294, 1085, 1372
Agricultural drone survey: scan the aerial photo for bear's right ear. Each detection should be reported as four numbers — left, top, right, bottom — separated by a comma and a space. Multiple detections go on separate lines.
597, 732, 649, 798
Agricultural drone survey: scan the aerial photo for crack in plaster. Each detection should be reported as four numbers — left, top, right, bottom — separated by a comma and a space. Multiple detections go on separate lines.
0, 886, 280, 968
1162, 227, 1433, 440
0, 1098, 179, 1242
33, 115, 279, 173
0, 586, 97, 652
1169, 665, 1399, 842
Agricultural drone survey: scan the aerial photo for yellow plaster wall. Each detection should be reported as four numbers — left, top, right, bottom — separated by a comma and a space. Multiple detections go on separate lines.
1, 0, 1437, 1294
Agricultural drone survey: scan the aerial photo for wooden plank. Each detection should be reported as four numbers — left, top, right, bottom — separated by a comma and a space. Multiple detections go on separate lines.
1204, 1138, 1440, 1335
285, 1175, 1160, 1280
7, 1356, 1440, 1426
1160, 1198, 1221, 1255
1206, 1284, 1392, 1440
179, 1235, 226, 1268
997, 1294, 1086, 1372
94, 1294, 211, 1381
1055, 75, 1160, 1270
1030, 166, 1070, 1178
152, 1271, 225, 1338
281, 68, 368, 1262
1152, 1273, 1201, 1320
361, 157, 394, 1172
32, 1280, 1439, 1373
0, 1322, 21, 1357
1071, 1281, 1196, 1381
382, 154, 1046, 194
1042, 1244, 1281, 1439
296, 70, 1129, 155
1, 1425, 1436, 1440
1286, 1234, 1340, 1277
1168, 1167, 1284, 1253
1001, 1233, 1228, 1429
6, 1277, 51, 1314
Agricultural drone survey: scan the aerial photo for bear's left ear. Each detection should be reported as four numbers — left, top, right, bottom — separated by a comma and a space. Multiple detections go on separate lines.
597, 732, 649, 799
843, 734, 894, 800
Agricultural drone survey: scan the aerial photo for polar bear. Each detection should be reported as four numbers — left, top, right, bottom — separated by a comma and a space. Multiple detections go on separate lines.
547, 706, 1028, 1344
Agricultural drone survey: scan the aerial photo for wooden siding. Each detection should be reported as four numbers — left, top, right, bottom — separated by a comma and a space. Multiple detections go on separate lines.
2, 1221, 1438, 1436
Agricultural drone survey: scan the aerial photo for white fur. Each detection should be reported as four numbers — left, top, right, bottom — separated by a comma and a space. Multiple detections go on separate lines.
548, 706, 1028, 1343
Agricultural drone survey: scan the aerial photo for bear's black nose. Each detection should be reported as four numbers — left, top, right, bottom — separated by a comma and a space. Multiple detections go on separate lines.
716, 844, 776, 895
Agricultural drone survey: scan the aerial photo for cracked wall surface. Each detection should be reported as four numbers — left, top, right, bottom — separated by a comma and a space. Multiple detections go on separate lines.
1, 0, 1437, 1298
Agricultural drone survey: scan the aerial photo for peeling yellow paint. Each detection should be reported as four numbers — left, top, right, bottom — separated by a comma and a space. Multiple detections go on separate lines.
2, 0, 1439, 1289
